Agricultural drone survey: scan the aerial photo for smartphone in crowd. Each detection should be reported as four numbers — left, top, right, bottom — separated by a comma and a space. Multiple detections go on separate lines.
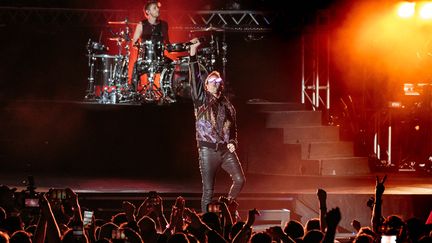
24, 198, 39, 208
381, 235, 397, 243
112, 228, 126, 240
207, 202, 221, 215
50, 189, 67, 200
73, 226, 84, 239
83, 210, 94, 227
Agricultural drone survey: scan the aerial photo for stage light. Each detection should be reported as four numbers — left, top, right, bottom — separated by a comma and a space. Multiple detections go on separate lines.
415, 125, 420, 130
419, 3, 432, 19
397, 2, 416, 18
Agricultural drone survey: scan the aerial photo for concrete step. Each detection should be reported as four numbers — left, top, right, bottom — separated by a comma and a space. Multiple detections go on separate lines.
283, 126, 340, 143
246, 143, 303, 175
265, 111, 322, 127
245, 128, 303, 175
300, 141, 354, 160
300, 157, 370, 176
246, 101, 305, 112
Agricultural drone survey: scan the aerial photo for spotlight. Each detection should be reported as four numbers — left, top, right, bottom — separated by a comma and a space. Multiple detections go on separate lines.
419, 2, 432, 19
397, 1, 416, 18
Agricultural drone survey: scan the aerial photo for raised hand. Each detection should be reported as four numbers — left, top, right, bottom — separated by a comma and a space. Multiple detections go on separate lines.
189, 38, 201, 56
351, 219, 361, 232
375, 175, 387, 196
183, 208, 203, 229
154, 195, 165, 216
246, 208, 260, 227
64, 188, 78, 206
266, 226, 286, 241
122, 201, 136, 221
173, 197, 185, 232
326, 207, 341, 229
136, 197, 152, 219
317, 188, 327, 202
167, 204, 184, 233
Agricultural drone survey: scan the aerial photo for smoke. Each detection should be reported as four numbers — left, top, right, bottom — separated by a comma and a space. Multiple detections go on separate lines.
333, 0, 432, 97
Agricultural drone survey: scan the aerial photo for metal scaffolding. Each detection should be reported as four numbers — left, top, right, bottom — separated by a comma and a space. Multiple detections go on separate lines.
0, 7, 277, 32
301, 11, 330, 111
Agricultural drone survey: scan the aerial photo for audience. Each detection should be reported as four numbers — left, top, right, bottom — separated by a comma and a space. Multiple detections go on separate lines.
0, 175, 430, 243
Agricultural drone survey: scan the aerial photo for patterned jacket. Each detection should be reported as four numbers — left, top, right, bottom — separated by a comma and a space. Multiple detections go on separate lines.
189, 55, 238, 147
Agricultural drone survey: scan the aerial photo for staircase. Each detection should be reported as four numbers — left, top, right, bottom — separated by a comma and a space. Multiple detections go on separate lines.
244, 102, 370, 176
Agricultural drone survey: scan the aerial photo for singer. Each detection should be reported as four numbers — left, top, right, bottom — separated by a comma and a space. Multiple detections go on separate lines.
188, 38, 246, 213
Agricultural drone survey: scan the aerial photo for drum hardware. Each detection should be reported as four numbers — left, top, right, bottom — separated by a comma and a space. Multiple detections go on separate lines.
141, 63, 164, 102
84, 22, 228, 104
85, 39, 105, 100
159, 57, 209, 100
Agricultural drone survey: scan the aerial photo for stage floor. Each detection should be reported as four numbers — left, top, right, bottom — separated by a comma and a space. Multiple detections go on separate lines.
2, 172, 431, 195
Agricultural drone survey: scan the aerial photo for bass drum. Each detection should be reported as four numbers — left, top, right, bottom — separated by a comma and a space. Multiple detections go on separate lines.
161, 58, 208, 99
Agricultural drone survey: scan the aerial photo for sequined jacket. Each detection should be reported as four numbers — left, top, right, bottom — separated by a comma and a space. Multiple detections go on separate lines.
189, 55, 238, 147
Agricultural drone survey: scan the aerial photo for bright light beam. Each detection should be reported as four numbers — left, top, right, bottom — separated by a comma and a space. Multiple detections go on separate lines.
397, 2, 416, 18
419, 3, 432, 19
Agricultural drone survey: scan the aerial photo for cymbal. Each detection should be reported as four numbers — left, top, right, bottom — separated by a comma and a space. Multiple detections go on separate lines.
206, 26, 224, 32
190, 26, 225, 32
108, 20, 138, 25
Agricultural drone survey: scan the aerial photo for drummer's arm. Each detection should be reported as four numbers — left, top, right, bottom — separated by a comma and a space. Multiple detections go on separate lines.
132, 22, 143, 45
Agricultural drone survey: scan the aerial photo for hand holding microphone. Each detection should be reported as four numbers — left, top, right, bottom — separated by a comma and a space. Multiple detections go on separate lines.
189, 37, 202, 56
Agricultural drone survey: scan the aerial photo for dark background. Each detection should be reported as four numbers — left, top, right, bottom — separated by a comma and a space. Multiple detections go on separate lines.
0, 0, 355, 178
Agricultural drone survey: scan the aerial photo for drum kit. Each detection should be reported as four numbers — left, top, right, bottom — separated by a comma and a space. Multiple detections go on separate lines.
84, 19, 227, 105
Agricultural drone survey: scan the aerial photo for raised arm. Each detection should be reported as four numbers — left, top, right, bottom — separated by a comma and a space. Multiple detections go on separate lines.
233, 208, 259, 243
317, 188, 328, 232
189, 38, 205, 105
132, 22, 143, 45
34, 209, 47, 243
372, 175, 387, 233
322, 207, 341, 243
40, 193, 61, 243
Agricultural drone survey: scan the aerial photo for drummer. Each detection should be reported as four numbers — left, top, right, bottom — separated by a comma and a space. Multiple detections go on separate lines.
132, 0, 169, 45
131, 0, 170, 91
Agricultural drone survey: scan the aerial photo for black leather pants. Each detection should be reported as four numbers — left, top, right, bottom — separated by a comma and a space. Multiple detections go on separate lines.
199, 146, 246, 212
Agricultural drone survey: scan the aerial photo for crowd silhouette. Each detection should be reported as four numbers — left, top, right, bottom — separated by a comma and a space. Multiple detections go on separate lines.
0, 175, 431, 242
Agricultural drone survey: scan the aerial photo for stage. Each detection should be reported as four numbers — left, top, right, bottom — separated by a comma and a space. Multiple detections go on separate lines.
2, 1, 432, 239
1, 171, 431, 232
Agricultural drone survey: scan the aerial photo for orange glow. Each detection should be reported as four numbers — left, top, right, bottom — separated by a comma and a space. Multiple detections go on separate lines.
419, 3, 432, 19
397, 2, 416, 18
333, 1, 432, 100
